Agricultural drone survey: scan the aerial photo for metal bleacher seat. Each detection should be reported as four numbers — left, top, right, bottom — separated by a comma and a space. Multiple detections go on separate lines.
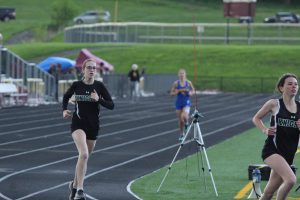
0, 82, 27, 107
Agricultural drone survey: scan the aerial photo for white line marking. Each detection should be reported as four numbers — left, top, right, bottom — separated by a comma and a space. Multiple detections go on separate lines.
0, 104, 259, 160
0, 94, 270, 199
127, 180, 143, 200
3, 114, 256, 200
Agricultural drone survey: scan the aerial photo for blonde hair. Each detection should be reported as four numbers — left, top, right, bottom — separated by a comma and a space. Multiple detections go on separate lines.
82, 58, 97, 71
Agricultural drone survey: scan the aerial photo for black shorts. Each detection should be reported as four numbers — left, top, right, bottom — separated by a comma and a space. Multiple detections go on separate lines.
71, 115, 99, 140
261, 138, 293, 165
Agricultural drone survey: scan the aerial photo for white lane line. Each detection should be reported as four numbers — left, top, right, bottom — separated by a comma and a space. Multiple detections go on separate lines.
0, 105, 172, 137
16, 140, 184, 200
0, 110, 173, 146
0, 132, 69, 146
0, 101, 170, 126
0, 111, 59, 122
0, 142, 72, 160
86, 194, 99, 200
0, 95, 269, 200
0, 103, 259, 160
0, 129, 177, 200
0, 102, 261, 160
127, 180, 143, 200
0, 117, 61, 128
0, 94, 265, 144
14, 117, 255, 200
0, 122, 68, 136
125, 117, 256, 200
0, 93, 256, 137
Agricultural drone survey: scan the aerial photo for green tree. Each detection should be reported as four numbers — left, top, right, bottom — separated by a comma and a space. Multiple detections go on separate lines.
50, 0, 79, 30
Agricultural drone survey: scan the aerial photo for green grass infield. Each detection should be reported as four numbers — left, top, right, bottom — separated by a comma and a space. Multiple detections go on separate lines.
130, 128, 300, 200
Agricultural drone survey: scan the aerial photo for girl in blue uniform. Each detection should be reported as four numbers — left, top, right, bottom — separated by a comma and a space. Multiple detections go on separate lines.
63, 59, 114, 200
252, 73, 300, 200
170, 69, 195, 141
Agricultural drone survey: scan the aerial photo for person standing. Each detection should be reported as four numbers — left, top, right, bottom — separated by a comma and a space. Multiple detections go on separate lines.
170, 68, 195, 141
62, 58, 114, 200
252, 73, 300, 200
128, 64, 140, 102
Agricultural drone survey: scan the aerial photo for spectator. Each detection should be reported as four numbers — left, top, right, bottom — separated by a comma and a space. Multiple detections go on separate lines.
128, 64, 140, 102
62, 68, 77, 80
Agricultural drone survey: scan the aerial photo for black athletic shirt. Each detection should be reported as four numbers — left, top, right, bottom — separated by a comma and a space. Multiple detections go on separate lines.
62, 80, 114, 120
266, 99, 300, 163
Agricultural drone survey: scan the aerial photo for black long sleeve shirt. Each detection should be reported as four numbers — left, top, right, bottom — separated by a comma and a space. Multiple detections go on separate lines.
62, 80, 114, 120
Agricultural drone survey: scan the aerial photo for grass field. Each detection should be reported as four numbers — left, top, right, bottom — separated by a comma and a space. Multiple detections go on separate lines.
8, 43, 300, 93
131, 128, 300, 200
1, 0, 300, 43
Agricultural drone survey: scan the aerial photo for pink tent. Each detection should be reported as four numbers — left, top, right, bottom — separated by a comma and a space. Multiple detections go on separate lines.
75, 49, 114, 72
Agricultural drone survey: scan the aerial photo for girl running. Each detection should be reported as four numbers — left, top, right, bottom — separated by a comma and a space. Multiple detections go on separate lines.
170, 69, 195, 141
62, 58, 114, 200
252, 73, 300, 200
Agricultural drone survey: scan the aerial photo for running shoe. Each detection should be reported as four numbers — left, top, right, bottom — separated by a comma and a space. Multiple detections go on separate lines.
69, 181, 77, 200
184, 123, 189, 132
178, 134, 185, 142
74, 189, 86, 200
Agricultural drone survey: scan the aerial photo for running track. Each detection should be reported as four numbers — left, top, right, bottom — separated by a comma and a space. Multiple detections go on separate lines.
0, 93, 272, 200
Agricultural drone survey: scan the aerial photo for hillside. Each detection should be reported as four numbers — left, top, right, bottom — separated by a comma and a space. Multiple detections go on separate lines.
1, 0, 300, 43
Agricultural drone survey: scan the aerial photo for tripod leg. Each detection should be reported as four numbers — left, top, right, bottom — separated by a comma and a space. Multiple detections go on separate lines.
194, 123, 207, 191
195, 123, 219, 197
197, 142, 207, 191
157, 124, 192, 192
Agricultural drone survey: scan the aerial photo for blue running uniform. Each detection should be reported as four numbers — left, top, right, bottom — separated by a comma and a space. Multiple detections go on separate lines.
175, 80, 191, 110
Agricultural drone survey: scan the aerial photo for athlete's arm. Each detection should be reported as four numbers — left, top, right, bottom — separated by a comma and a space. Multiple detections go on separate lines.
188, 81, 196, 96
170, 81, 178, 96
98, 82, 114, 110
252, 99, 277, 135
62, 82, 76, 111
62, 82, 76, 119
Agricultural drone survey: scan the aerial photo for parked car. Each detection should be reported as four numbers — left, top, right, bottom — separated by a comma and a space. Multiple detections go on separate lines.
0, 7, 16, 22
238, 16, 253, 23
264, 12, 300, 23
73, 10, 110, 24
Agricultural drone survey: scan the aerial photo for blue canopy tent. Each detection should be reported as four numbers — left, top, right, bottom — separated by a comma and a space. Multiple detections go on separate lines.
37, 57, 76, 72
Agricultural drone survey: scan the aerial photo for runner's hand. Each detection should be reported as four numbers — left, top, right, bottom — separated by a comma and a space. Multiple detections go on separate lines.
91, 89, 99, 102
63, 110, 72, 119
296, 119, 300, 130
263, 126, 276, 136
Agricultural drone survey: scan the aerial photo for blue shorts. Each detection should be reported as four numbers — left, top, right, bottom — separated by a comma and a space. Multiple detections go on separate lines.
175, 98, 191, 110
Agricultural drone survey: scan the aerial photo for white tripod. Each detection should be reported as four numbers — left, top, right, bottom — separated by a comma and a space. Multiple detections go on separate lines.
157, 109, 218, 197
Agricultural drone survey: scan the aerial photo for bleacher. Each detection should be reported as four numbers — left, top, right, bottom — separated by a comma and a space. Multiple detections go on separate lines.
0, 47, 56, 108
0, 77, 28, 108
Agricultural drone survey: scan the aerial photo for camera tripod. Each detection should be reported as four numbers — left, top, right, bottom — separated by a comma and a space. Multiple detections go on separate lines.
156, 109, 218, 197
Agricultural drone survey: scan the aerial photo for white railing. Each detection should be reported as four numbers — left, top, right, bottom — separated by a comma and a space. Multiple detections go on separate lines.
0, 48, 56, 106
64, 22, 300, 45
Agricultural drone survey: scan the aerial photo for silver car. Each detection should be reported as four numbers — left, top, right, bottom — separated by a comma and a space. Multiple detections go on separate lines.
73, 10, 110, 24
